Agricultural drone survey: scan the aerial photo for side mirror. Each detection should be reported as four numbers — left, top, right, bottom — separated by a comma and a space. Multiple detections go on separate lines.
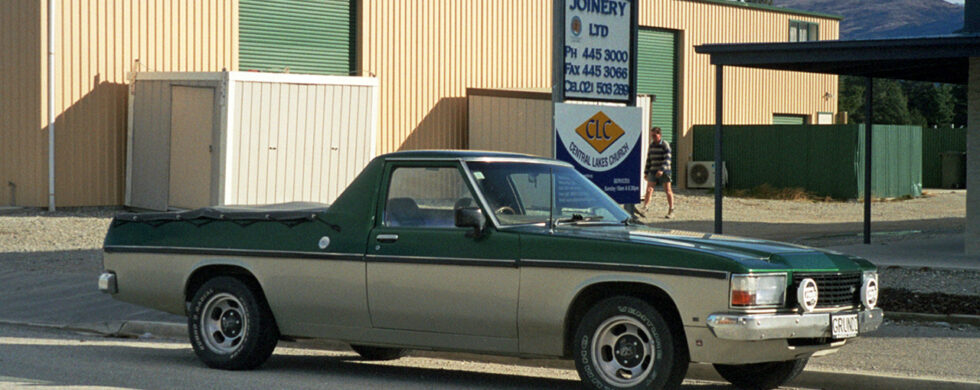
454, 206, 486, 237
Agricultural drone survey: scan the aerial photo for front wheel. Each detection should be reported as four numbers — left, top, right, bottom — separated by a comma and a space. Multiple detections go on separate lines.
573, 296, 682, 390
189, 276, 279, 370
713, 358, 808, 390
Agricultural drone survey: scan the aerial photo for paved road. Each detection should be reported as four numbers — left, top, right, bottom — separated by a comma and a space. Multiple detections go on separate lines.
0, 323, 825, 390
2, 321, 979, 390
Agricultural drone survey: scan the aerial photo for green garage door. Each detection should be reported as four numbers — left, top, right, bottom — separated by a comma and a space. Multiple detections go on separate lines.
239, 0, 352, 75
773, 114, 807, 125
637, 28, 677, 177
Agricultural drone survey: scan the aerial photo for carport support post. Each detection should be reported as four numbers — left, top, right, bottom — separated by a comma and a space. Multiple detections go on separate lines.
864, 77, 874, 244
714, 65, 724, 234
967, 57, 980, 256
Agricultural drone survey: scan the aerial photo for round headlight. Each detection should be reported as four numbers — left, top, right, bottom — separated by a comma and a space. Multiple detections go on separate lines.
862, 276, 878, 309
797, 278, 818, 312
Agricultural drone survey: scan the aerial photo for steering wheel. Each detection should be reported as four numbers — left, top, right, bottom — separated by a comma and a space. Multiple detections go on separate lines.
495, 206, 516, 215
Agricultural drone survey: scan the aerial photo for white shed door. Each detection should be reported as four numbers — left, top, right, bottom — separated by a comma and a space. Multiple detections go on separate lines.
169, 86, 215, 209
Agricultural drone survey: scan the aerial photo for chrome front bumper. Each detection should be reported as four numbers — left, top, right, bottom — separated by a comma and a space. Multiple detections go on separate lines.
98, 272, 118, 294
706, 308, 883, 341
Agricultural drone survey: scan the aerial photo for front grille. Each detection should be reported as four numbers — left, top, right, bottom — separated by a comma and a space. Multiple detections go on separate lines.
790, 272, 862, 309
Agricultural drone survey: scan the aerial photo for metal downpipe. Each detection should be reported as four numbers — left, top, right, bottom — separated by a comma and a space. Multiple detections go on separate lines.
47, 0, 56, 211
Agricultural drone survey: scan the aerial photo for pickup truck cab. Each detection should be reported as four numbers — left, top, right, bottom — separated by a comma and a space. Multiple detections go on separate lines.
101, 150, 882, 390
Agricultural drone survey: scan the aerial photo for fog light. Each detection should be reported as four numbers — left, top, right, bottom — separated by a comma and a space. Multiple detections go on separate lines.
862, 272, 878, 309
797, 278, 818, 312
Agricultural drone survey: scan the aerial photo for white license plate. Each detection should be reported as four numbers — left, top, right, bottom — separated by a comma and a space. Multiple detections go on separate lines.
832, 313, 859, 339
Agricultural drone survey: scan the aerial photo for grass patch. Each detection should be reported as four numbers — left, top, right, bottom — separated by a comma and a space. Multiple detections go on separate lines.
722, 184, 821, 201
720, 184, 923, 203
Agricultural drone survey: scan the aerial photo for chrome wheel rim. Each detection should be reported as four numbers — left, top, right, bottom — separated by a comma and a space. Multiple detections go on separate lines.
200, 293, 247, 354
591, 315, 655, 387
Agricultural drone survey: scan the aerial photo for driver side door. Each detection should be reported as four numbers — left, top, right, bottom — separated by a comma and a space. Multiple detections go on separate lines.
366, 162, 520, 345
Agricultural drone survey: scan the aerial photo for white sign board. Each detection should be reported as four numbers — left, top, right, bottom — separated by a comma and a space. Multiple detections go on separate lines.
563, 0, 633, 102
554, 103, 643, 203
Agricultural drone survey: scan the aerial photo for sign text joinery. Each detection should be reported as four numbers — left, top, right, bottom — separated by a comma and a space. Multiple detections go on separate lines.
563, 0, 632, 102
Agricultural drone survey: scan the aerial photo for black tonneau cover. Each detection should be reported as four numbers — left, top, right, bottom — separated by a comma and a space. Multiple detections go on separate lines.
114, 202, 330, 223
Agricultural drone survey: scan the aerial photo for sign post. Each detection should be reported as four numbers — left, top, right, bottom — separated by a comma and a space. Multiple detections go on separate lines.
553, 0, 641, 204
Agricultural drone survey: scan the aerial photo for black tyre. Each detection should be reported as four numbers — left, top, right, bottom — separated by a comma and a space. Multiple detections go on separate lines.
713, 358, 808, 390
573, 296, 683, 390
188, 276, 279, 370
350, 344, 408, 361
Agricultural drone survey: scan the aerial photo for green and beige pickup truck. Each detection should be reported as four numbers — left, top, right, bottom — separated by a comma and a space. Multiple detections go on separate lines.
101, 150, 882, 390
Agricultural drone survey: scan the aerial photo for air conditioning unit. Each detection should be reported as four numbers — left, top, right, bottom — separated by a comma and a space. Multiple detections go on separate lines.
687, 161, 728, 189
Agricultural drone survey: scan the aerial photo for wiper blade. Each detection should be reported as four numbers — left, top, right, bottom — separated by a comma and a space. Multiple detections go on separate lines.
555, 214, 604, 225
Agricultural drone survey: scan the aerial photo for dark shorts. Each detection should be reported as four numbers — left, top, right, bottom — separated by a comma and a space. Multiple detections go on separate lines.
646, 172, 672, 186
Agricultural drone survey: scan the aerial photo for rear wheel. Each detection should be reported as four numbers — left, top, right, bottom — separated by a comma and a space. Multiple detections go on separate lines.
350, 344, 408, 361
573, 296, 683, 389
188, 276, 279, 370
713, 358, 808, 390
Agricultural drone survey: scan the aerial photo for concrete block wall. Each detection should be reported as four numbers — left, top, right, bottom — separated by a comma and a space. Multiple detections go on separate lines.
968, 57, 980, 256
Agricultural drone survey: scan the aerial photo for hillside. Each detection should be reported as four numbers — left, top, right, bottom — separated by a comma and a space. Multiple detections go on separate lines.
777, 0, 965, 39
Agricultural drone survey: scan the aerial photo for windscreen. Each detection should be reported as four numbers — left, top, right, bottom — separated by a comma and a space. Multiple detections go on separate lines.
466, 162, 630, 226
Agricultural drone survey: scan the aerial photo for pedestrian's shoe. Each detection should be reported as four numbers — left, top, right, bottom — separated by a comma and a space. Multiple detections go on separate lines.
634, 207, 646, 218
665, 208, 675, 219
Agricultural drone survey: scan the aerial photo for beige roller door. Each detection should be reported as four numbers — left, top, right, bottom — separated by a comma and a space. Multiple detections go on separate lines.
169, 86, 216, 209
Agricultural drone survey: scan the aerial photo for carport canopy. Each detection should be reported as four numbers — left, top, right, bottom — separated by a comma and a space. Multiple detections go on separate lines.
694, 35, 980, 245
697, 36, 980, 84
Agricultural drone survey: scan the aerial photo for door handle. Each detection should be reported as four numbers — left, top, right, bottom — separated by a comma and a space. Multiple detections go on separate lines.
376, 234, 399, 243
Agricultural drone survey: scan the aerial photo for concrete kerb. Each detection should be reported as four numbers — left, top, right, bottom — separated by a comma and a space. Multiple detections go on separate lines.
5, 318, 980, 389
0, 319, 187, 340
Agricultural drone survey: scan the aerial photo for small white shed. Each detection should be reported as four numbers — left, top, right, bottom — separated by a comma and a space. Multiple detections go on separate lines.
126, 71, 379, 211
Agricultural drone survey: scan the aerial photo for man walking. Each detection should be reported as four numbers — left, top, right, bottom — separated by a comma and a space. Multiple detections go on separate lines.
639, 127, 675, 218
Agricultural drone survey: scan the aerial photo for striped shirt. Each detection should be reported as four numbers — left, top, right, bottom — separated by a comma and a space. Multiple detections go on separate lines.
644, 140, 672, 177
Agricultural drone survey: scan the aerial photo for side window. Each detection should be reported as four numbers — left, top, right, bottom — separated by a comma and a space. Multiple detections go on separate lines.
789, 20, 818, 42
384, 166, 476, 228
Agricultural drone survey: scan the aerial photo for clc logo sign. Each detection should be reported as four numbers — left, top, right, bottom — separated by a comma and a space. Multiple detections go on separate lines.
575, 111, 624, 153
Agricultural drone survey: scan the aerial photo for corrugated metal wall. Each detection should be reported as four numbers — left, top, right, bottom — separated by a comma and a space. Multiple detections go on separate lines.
35, 0, 237, 207
692, 124, 922, 199
359, 0, 839, 189
228, 79, 377, 206
0, 0, 43, 207
640, 0, 839, 187
359, 0, 553, 154
921, 127, 967, 188
239, 0, 352, 75
467, 90, 553, 157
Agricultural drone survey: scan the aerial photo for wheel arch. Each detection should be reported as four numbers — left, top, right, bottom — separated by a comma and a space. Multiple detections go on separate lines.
562, 281, 688, 358
183, 262, 270, 315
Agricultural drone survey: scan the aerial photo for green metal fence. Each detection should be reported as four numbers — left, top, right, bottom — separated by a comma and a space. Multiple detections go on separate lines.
693, 124, 922, 199
921, 127, 967, 188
